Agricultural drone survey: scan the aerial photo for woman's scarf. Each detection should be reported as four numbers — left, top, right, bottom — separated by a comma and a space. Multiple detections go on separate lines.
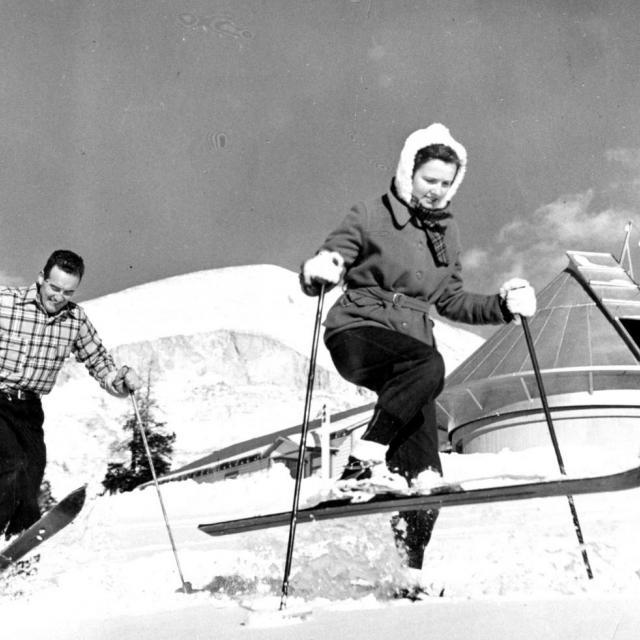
410, 196, 452, 267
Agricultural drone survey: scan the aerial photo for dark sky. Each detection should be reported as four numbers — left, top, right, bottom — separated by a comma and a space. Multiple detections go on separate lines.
1, 0, 639, 305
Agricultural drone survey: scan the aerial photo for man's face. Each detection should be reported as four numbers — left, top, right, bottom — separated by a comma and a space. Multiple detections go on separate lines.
37, 265, 81, 315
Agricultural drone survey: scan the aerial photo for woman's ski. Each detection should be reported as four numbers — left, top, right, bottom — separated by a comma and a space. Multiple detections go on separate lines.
198, 464, 640, 537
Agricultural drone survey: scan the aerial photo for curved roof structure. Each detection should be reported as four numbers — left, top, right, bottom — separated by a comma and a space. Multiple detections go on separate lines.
438, 251, 640, 437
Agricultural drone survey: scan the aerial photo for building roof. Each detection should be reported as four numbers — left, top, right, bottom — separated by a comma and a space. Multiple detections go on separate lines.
437, 251, 640, 432
153, 401, 374, 483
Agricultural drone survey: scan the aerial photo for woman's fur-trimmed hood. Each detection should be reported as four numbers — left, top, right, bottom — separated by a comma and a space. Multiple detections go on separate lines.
394, 123, 468, 209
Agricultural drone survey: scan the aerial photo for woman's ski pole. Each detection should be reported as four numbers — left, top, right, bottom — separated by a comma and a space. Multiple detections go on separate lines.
129, 391, 193, 593
520, 317, 594, 579
279, 284, 326, 610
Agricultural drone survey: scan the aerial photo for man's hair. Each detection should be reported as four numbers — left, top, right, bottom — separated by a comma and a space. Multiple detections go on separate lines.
413, 143, 460, 176
43, 249, 85, 280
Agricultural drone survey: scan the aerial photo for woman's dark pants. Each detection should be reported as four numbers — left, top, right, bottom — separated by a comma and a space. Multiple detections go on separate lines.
326, 326, 446, 569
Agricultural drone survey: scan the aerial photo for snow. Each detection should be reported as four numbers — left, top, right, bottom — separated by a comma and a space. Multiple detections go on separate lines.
80, 265, 336, 360
3, 447, 640, 639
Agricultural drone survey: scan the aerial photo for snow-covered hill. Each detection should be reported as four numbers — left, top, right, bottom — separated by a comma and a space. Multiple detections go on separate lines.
41, 264, 484, 496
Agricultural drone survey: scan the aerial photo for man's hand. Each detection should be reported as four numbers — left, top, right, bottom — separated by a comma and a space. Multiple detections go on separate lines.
113, 365, 142, 396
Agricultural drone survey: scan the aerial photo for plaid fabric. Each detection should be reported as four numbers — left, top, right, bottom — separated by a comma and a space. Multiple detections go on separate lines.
421, 221, 449, 267
0, 283, 116, 396
409, 197, 452, 267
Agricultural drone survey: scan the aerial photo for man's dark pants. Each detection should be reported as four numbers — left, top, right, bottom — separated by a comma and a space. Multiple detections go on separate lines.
326, 326, 445, 569
0, 396, 46, 537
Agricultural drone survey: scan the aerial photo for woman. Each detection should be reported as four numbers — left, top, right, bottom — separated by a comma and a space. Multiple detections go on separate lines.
300, 123, 536, 596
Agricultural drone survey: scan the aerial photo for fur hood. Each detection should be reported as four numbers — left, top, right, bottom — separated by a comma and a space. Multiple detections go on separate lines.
394, 123, 467, 209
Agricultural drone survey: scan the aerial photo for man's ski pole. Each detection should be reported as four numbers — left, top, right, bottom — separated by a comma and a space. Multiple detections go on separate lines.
279, 284, 326, 610
129, 391, 193, 593
520, 316, 594, 579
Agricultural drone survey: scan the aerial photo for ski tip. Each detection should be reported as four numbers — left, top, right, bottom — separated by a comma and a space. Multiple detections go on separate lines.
240, 596, 313, 628
60, 485, 87, 513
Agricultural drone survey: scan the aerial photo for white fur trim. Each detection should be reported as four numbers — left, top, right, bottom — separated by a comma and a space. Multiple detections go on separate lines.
394, 123, 468, 208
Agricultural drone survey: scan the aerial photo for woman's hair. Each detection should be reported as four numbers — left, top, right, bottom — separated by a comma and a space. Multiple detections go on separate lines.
412, 143, 460, 176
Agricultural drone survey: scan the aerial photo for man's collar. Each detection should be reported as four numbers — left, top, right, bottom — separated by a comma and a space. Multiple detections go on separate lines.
18, 283, 40, 306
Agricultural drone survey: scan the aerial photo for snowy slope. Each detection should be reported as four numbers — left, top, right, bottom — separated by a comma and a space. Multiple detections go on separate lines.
2, 447, 640, 640
40, 264, 484, 495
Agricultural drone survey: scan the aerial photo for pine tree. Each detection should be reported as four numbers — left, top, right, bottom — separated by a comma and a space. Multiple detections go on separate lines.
102, 370, 176, 494
38, 478, 57, 512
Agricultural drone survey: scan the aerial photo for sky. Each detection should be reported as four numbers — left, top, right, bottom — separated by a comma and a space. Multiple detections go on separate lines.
0, 0, 639, 306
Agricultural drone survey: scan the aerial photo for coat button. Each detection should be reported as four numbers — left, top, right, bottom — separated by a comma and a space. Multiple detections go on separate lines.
401, 321, 408, 328
416, 271, 423, 279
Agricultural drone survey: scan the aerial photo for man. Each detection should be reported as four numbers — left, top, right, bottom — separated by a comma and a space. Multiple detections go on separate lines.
0, 249, 141, 539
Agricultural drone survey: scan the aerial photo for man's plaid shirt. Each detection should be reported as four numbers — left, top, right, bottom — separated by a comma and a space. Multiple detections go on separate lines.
0, 283, 117, 396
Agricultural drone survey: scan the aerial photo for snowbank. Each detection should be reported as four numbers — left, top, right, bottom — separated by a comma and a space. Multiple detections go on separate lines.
2, 447, 640, 639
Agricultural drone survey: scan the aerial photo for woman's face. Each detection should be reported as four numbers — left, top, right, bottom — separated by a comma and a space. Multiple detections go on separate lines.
411, 159, 458, 208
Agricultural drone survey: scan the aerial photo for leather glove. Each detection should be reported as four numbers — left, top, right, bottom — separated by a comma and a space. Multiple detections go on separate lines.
300, 250, 344, 295
112, 365, 142, 396
500, 278, 536, 324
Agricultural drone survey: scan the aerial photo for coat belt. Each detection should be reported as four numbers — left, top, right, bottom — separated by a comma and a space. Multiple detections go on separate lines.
349, 287, 431, 313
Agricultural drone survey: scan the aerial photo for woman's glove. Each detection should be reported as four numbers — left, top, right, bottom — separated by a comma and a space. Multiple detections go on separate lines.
300, 250, 345, 295
500, 277, 536, 324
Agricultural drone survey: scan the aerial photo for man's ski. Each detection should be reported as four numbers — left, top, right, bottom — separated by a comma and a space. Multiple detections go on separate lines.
198, 463, 640, 537
0, 485, 86, 574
